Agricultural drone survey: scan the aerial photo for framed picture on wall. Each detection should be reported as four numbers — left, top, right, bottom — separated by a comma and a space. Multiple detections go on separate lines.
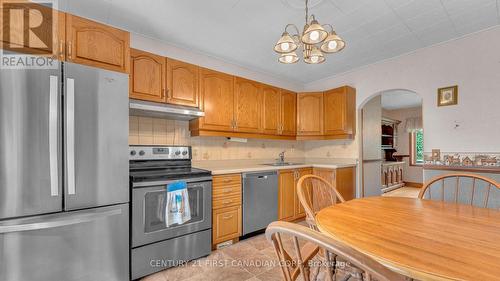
437, 85, 458, 106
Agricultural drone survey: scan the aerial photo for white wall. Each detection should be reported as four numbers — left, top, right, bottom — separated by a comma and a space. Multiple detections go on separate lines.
383, 107, 423, 184
305, 26, 500, 154
131, 33, 303, 92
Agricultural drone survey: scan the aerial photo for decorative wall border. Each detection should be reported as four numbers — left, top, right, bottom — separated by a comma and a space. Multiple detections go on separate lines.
423, 151, 500, 171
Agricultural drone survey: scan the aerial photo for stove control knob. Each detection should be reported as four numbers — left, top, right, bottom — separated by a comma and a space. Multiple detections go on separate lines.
175, 150, 181, 156
130, 150, 136, 156
139, 150, 145, 156
182, 150, 188, 156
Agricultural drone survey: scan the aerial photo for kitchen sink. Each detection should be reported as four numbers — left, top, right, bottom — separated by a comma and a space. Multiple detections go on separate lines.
262, 162, 304, 166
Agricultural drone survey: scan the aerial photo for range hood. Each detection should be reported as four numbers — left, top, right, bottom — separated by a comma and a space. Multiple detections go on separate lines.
129, 99, 204, 121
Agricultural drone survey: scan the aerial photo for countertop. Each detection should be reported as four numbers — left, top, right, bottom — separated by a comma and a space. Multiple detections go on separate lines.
193, 158, 357, 175
382, 161, 405, 165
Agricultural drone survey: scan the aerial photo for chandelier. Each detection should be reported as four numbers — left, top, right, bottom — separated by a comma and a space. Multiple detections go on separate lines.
274, 0, 345, 64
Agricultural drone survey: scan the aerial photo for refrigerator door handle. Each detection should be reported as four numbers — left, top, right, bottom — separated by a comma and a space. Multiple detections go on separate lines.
66, 78, 76, 195
49, 75, 59, 197
0, 206, 122, 234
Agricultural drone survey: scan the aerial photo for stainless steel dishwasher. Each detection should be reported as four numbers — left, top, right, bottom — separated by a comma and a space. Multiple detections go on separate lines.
242, 171, 278, 235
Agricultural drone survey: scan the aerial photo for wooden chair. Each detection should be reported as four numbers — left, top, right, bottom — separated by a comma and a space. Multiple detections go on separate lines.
419, 173, 500, 208
297, 175, 345, 231
266, 221, 407, 281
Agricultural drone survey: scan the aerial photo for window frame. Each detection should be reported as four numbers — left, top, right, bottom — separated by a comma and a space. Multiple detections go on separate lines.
410, 129, 424, 166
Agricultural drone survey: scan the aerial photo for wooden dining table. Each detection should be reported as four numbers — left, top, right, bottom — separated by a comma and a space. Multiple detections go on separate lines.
315, 197, 500, 281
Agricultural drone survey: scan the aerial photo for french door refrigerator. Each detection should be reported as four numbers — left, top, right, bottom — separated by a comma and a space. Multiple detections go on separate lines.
0, 61, 129, 281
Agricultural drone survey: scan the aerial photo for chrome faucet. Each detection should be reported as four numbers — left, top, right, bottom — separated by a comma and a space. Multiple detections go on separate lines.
278, 150, 286, 164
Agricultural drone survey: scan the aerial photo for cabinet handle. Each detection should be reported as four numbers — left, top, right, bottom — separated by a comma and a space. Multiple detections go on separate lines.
59, 40, 64, 59
223, 214, 234, 219
222, 200, 232, 205
223, 188, 232, 193
67, 41, 73, 59
223, 179, 231, 183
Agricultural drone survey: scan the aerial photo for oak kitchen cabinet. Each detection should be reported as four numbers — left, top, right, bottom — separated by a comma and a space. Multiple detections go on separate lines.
212, 174, 242, 247
336, 167, 356, 201
280, 90, 297, 136
323, 86, 356, 138
1, 6, 130, 72
234, 77, 263, 133
66, 14, 130, 73
191, 69, 297, 139
297, 92, 324, 136
262, 85, 281, 135
190, 68, 235, 132
297, 86, 356, 140
167, 58, 199, 107
295, 168, 312, 218
278, 168, 312, 221
129, 49, 166, 102
0, 3, 66, 60
313, 167, 356, 201
262, 87, 297, 136
278, 170, 296, 221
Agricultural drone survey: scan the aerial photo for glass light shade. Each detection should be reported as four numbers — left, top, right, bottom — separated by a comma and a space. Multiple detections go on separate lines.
274, 32, 298, 54
320, 31, 345, 53
303, 46, 325, 64
278, 52, 299, 64
301, 20, 328, 44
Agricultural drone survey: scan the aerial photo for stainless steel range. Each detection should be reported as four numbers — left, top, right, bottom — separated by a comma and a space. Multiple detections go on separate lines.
129, 145, 212, 280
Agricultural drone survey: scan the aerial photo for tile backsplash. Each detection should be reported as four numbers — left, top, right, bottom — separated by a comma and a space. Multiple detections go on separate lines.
129, 116, 191, 146
129, 116, 305, 161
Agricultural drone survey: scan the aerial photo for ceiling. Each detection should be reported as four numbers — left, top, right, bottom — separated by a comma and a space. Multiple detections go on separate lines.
381, 89, 422, 110
60, 0, 500, 84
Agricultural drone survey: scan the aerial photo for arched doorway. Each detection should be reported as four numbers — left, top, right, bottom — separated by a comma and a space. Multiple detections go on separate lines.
359, 89, 423, 197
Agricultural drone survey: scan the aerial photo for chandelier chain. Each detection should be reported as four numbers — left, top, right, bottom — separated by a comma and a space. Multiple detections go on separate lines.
305, 0, 309, 24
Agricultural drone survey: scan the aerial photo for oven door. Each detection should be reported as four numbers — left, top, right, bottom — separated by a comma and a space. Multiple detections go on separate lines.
132, 178, 212, 248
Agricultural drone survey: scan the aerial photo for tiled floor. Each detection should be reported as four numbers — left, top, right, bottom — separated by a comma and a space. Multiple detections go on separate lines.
141, 232, 290, 281
383, 187, 420, 198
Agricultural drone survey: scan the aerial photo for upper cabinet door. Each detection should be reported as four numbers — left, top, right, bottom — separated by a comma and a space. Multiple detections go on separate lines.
280, 90, 297, 136
324, 86, 356, 138
234, 77, 263, 133
129, 49, 166, 103
297, 92, 324, 136
0, 3, 65, 60
66, 14, 130, 73
198, 68, 234, 132
262, 85, 281, 135
167, 58, 199, 108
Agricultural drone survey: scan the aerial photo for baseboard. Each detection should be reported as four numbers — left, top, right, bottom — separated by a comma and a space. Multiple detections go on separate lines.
404, 181, 423, 188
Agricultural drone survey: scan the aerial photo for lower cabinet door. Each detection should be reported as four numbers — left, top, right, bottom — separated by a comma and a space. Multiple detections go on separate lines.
295, 168, 312, 219
278, 170, 296, 221
213, 206, 241, 245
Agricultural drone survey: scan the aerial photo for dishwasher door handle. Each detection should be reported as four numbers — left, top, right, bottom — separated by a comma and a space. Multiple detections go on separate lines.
257, 176, 268, 179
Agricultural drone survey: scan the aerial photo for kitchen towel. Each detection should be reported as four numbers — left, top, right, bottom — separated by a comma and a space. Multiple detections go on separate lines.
164, 181, 191, 227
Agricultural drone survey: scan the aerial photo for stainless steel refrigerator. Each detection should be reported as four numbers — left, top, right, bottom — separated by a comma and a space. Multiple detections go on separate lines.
0, 61, 129, 281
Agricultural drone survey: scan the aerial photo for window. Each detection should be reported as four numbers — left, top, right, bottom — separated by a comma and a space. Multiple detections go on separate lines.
410, 129, 424, 165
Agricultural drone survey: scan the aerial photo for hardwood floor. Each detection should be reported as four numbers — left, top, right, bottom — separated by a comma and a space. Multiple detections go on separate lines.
383, 187, 420, 198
